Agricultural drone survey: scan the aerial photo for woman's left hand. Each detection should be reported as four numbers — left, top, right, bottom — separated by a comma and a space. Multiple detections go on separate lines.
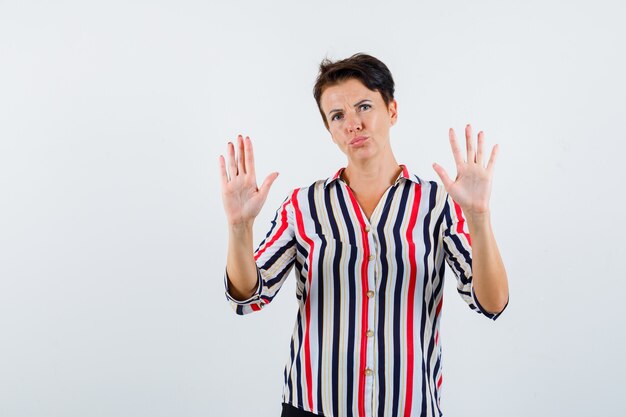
432, 124, 499, 217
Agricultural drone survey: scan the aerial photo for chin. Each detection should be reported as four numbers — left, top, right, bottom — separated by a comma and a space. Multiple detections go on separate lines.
349, 150, 377, 161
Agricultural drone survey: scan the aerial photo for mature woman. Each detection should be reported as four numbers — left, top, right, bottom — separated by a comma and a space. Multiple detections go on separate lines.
219, 53, 509, 417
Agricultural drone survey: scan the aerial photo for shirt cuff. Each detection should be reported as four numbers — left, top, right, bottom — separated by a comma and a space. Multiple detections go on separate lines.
471, 285, 509, 321
224, 267, 263, 305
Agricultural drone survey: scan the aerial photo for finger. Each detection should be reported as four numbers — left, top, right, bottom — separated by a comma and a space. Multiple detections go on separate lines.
227, 141, 238, 179
432, 163, 454, 191
258, 172, 280, 199
244, 136, 256, 178
465, 124, 475, 163
448, 128, 464, 167
219, 155, 229, 187
237, 135, 246, 175
486, 143, 499, 173
476, 130, 485, 166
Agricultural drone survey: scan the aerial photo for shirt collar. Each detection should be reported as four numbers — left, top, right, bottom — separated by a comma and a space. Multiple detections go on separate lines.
323, 164, 421, 189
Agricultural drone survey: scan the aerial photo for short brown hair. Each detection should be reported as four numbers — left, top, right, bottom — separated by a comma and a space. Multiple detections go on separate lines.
313, 53, 395, 129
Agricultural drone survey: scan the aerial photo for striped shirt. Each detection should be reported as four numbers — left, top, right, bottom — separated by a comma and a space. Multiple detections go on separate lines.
224, 165, 507, 417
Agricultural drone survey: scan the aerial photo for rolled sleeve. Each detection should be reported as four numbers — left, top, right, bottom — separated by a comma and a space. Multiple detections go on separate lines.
470, 284, 509, 320
224, 268, 263, 306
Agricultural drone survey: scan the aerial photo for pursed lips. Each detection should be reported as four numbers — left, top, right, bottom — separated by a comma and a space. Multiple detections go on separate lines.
349, 136, 368, 146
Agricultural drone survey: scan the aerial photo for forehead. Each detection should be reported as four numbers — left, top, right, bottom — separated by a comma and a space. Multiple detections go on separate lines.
320, 78, 382, 111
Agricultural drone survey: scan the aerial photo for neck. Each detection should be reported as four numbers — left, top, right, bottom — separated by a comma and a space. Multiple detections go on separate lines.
342, 152, 402, 194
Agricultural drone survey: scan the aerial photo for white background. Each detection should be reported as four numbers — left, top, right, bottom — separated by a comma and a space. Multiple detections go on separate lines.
1, 1, 625, 416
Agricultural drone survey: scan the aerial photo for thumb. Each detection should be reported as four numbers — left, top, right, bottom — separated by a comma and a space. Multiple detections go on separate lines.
258, 172, 279, 198
432, 163, 453, 191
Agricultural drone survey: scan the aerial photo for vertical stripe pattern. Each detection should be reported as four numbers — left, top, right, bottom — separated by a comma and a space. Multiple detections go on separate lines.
224, 165, 507, 417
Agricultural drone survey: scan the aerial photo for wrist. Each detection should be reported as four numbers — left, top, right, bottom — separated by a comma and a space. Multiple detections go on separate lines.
465, 209, 491, 226
228, 220, 254, 234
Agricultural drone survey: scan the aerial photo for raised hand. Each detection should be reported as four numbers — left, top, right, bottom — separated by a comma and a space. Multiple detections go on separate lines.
219, 135, 279, 227
432, 124, 499, 217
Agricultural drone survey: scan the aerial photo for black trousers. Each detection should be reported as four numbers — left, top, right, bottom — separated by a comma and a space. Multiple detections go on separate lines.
281, 403, 323, 417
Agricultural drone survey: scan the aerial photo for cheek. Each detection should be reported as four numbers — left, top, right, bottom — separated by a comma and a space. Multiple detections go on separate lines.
361, 113, 374, 127
329, 129, 342, 145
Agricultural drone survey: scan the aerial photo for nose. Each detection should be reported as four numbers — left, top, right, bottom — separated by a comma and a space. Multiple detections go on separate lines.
344, 112, 362, 133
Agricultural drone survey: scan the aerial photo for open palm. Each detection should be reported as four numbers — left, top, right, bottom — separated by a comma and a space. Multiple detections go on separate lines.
219, 135, 279, 227
432, 125, 499, 216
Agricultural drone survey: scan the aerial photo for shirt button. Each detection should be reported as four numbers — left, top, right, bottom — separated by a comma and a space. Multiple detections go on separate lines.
365, 226, 371, 232
366, 330, 374, 337
364, 368, 374, 376
366, 290, 375, 298
368, 254, 375, 261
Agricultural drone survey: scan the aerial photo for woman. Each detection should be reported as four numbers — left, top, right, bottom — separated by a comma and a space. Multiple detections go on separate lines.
219, 53, 509, 417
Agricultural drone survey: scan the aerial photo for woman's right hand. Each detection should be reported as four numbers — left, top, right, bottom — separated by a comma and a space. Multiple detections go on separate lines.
219, 135, 279, 227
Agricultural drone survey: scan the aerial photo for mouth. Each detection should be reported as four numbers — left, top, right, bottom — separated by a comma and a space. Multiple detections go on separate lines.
349, 136, 369, 146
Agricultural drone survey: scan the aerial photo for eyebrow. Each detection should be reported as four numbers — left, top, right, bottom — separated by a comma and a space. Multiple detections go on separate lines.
327, 99, 372, 118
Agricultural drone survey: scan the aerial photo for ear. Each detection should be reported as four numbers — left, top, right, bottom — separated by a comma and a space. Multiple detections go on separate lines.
388, 99, 398, 126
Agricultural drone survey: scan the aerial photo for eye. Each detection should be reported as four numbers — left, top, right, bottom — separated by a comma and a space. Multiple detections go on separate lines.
359, 104, 371, 111
331, 113, 343, 121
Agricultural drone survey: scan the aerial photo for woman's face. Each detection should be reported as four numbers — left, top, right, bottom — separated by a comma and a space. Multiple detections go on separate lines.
320, 78, 397, 163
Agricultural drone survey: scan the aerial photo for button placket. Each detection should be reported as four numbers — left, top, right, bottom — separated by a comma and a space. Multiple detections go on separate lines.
364, 226, 378, 413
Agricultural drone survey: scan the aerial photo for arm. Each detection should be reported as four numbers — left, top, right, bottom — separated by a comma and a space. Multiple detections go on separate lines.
226, 222, 258, 301
465, 211, 509, 313
434, 124, 509, 315
219, 134, 279, 301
